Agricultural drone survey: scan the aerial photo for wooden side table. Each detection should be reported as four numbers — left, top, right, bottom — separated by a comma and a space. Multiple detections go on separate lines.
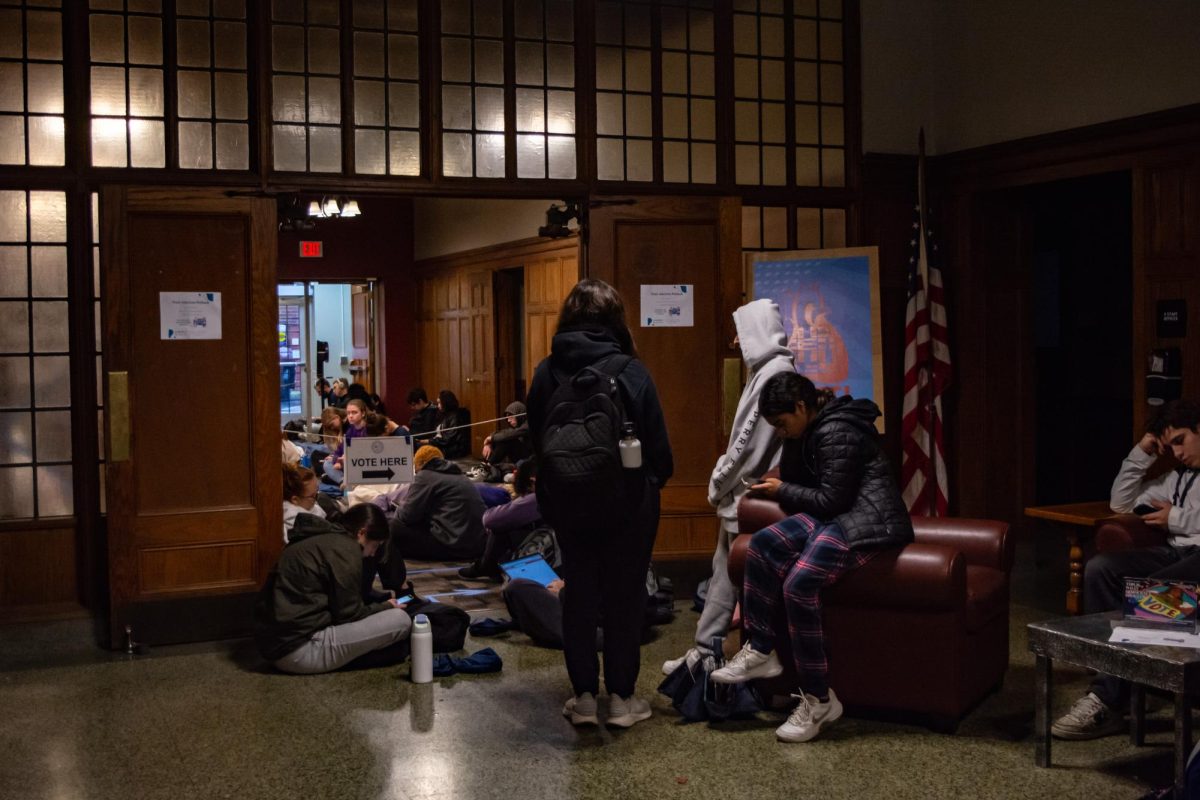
1024, 501, 1120, 614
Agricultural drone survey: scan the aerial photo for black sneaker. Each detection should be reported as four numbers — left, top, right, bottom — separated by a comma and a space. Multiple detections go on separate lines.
457, 562, 499, 581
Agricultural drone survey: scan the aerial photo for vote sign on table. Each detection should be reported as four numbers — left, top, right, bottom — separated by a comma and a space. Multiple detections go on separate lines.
344, 436, 414, 486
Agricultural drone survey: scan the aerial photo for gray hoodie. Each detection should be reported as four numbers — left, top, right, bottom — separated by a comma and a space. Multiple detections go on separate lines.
707, 299, 796, 530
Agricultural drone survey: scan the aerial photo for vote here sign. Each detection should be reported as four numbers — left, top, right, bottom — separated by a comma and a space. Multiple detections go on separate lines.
344, 436, 414, 486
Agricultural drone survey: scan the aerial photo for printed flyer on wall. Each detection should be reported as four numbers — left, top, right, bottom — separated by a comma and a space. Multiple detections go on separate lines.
160, 292, 222, 340
640, 284, 694, 327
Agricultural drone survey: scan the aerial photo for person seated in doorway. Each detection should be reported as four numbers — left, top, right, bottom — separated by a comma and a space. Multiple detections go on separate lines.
254, 502, 412, 675
1052, 398, 1200, 740
482, 401, 531, 467
283, 463, 325, 543
422, 390, 472, 459
403, 387, 439, 439
381, 445, 486, 578
708, 371, 912, 744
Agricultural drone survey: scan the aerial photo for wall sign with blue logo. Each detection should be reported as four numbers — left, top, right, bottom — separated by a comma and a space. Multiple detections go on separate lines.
159, 291, 222, 340
640, 284, 694, 327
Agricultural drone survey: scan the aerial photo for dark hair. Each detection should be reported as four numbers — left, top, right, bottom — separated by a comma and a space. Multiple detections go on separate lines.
314, 378, 330, 392
338, 502, 389, 541
556, 279, 635, 356
514, 457, 537, 495
758, 371, 834, 418
283, 463, 315, 501
407, 387, 428, 404
438, 389, 460, 413
363, 412, 389, 437
1149, 399, 1200, 436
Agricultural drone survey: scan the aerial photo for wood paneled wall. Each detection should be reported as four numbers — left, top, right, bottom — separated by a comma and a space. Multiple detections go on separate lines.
416, 237, 580, 456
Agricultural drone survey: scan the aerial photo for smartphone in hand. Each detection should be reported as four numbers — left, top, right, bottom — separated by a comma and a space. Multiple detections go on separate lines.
740, 476, 763, 488
393, 593, 414, 606
1133, 504, 1156, 516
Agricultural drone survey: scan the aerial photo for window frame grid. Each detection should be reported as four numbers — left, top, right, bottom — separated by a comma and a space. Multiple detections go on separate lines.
270, 0, 342, 174
658, 1, 716, 185
512, 0, 577, 181
349, 0, 422, 177
0, 0, 67, 168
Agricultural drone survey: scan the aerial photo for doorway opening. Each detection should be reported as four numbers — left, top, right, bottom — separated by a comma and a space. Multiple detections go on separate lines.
277, 280, 377, 429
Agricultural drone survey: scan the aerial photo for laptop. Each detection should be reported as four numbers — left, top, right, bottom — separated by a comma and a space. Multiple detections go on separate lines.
499, 554, 559, 587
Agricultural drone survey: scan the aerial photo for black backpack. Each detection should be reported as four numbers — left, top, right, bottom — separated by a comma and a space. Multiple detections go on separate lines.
538, 354, 634, 528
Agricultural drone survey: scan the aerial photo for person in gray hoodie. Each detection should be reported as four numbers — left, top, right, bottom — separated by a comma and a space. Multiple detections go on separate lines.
662, 299, 795, 675
383, 444, 486, 569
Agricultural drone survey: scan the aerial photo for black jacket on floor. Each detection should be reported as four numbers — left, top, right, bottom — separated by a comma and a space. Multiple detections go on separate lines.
397, 458, 486, 553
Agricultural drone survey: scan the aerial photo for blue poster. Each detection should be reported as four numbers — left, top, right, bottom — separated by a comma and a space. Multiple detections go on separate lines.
752, 253, 878, 405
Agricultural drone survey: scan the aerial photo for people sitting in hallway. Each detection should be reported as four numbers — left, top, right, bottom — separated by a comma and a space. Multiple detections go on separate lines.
310, 406, 345, 481
459, 457, 541, 580
404, 387, 439, 439
283, 463, 325, 543
482, 401, 531, 466
254, 503, 412, 675
421, 389, 472, 459
709, 371, 912, 744
1052, 398, 1200, 740
321, 398, 369, 487
314, 377, 334, 408
382, 445, 486, 574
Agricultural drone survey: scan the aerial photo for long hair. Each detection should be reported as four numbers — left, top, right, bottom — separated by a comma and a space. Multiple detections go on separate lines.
438, 389, 460, 415
758, 371, 834, 418
556, 278, 635, 356
338, 502, 389, 541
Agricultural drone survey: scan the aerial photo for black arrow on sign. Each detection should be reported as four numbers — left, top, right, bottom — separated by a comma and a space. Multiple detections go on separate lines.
362, 468, 395, 480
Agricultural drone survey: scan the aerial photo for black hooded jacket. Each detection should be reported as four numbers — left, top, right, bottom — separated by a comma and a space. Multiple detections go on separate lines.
526, 327, 673, 490
776, 396, 913, 550
397, 457, 486, 553
253, 514, 392, 662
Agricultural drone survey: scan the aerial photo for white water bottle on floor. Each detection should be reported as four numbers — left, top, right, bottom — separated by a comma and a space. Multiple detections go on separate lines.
411, 613, 433, 684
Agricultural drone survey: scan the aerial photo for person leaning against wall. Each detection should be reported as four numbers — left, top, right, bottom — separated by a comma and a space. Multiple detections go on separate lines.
526, 278, 673, 730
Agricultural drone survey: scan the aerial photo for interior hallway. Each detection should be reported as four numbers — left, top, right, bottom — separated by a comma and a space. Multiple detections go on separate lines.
0, 545, 1178, 800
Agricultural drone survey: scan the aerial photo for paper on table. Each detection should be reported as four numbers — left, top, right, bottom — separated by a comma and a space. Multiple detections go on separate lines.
1110, 625, 1200, 649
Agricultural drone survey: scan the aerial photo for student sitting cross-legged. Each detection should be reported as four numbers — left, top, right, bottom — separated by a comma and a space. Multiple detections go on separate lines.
254, 502, 412, 675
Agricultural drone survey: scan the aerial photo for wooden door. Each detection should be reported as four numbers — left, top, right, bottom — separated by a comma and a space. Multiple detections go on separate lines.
102, 187, 280, 646
524, 249, 580, 377
588, 196, 742, 560
462, 270, 494, 455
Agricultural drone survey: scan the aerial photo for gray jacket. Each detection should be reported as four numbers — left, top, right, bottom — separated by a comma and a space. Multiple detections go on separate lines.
398, 458, 486, 552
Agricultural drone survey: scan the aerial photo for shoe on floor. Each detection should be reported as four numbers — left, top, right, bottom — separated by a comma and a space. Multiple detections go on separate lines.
1051, 692, 1125, 740
661, 647, 702, 676
710, 643, 784, 684
776, 689, 843, 743
562, 692, 599, 726
606, 695, 652, 728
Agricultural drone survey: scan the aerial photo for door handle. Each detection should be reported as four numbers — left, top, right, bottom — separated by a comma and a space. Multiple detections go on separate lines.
109, 371, 131, 462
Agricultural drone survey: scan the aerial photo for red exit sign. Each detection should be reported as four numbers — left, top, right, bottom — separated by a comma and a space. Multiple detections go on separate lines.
299, 241, 323, 258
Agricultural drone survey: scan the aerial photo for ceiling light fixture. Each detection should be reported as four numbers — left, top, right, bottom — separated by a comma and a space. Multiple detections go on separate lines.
305, 196, 363, 219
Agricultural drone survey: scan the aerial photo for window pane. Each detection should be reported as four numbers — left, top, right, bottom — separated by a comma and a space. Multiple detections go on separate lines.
27, 63, 63, 114
517, 133, 545, 179
307, 125, 341, 172
178, 121, 213, 168
354, 80, 385, 126
0, 248, 25, 297
0, 412, 32, 463
0, 467, 34, 519
388, 130, 419, 176
516, 88, 544, 133
32, 301, 68, 352
547, 135, 575, 179
273, 125, 306, 171
178, 71, 212, 118
33, 356, 70, 408
475, 133, 505, 178
30, 192, 65, 243
28, 117, 65, 166
213, 73, 247, 119
177, 19, 211, 67
129, 68, 165, 117
36, 464, 73, 517
442, 132, 472, 177
36, 409, 71, 461
0, 357, 29, 409
31, 247, 67, 297
215, 123, 248, 169
129, 119, 165, 167
0, 303, 29, 352
355, 129, 385, 174
475, 86, 505, 132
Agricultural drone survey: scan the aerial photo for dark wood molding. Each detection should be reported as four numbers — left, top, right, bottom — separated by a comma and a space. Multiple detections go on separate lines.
416, 234, 580, 275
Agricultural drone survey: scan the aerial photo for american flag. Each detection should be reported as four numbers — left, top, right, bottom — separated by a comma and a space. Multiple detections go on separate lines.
900, 133, 951, 516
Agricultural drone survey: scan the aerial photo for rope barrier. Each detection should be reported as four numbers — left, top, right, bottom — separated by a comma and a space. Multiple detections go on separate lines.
280, 411, 526, 442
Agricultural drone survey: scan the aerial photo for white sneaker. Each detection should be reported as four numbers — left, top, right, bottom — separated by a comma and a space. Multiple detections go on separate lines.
606, 695, 652, 728
776, 689, 843, 742
1051, 692, 1124, 740
661, 647, 702, 676
709, 643, 784, 684
562, 692, 599, 726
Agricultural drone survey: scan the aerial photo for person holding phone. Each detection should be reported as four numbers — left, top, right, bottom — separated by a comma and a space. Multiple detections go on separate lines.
662, 299, 795, 677
1053, 399, 1200, 740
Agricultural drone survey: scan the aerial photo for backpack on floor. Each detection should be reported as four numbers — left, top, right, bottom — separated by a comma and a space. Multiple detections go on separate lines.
538, 354, 633, 528
514, 524, 561, 570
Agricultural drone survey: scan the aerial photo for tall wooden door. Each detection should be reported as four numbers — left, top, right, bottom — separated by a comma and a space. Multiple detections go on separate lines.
589, 196, 742, 560
102, 187, 280, 646
462, 270, 495, 454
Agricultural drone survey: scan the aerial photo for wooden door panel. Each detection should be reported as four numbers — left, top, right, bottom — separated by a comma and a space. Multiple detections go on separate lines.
589, 196, 742, 560
103, 187, 279, 645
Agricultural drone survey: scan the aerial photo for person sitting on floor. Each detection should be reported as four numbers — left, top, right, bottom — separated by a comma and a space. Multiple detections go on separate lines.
381, 445, 486, 579
482, 401, 531, 466
322, 398, 369, 487
1052, 398, 1200, 741
421, 390, 472, 459
404, 387, 439, 439
708, 371, 912, 744
283, 463, 325, 543
254, 503, 412, 675
459, 457, 541, 580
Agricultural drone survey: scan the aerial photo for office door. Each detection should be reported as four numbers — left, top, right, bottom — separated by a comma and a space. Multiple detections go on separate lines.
588, 196, 743, 559
102, 187, 281, 646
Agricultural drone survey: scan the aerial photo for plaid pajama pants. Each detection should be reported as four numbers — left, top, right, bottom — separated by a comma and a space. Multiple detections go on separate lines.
742, 513, 875, 699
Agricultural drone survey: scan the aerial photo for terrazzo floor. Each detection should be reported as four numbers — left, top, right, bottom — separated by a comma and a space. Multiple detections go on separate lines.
0, 578, 1181, 800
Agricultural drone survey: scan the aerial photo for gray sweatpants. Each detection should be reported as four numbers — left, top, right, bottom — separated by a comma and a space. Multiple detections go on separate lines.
274, 607, 412, 675
694, 521, 739, 655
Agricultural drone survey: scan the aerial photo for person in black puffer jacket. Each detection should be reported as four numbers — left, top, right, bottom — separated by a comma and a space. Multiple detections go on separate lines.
709, 371, 913, 745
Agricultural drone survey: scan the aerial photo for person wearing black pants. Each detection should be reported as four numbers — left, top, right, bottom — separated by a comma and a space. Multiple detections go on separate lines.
526, 279, 673, 730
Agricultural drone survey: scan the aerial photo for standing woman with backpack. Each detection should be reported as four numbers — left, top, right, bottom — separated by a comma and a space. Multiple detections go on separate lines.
526, 279, 673, 728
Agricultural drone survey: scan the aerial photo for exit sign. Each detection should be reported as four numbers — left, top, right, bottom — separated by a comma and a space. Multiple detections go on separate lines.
299, 241, 323, 258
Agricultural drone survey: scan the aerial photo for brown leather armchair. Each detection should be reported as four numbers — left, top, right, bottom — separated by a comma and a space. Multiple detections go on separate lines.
731, 494, 1014, 728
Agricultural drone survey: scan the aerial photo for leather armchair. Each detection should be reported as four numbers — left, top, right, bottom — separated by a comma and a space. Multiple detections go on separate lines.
731, 494, 1014, 728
